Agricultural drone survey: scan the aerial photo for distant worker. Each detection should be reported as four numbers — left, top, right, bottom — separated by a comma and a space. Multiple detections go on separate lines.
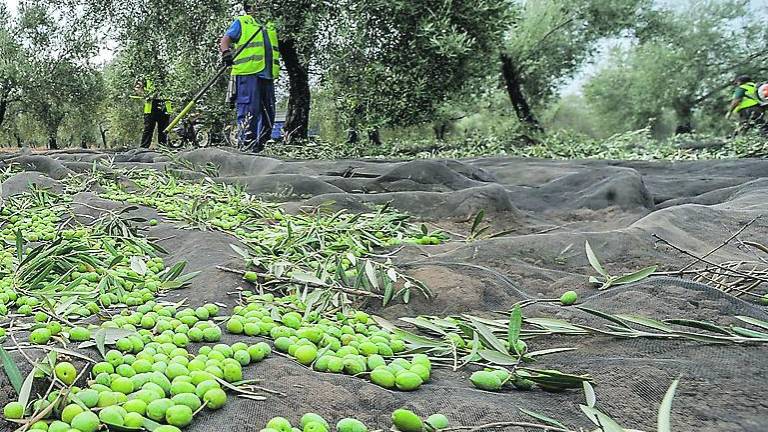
218, 0, 280, 153
726, 75, 765, 132
132, 78, 173, 148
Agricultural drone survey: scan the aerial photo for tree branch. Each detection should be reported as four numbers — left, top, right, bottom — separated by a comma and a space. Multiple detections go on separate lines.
693, 51, 766, 105
518, 16, 577, 66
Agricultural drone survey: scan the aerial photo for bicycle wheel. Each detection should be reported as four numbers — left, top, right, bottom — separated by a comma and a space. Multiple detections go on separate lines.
196, 130, 211, 148
222, 126, 239, 148
167, 138, 185, 149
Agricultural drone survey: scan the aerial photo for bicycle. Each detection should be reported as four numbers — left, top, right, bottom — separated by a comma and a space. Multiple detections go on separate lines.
168, 113, 238, 149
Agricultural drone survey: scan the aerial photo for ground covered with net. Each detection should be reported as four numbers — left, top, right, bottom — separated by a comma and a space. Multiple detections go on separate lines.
0, 147, 766, 432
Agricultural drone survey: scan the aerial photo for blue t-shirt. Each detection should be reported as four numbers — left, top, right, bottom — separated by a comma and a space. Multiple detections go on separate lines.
226, 19, 273, 79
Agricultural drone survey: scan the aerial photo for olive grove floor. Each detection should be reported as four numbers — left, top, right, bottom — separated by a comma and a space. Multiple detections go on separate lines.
0, 148, 767, 431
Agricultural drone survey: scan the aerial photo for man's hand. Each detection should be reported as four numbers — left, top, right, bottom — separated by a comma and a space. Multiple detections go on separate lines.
725, 111, 732, 120
221, 50, 234, 67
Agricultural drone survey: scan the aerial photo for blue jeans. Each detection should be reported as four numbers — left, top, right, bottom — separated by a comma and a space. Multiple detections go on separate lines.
235, 75, 275, 152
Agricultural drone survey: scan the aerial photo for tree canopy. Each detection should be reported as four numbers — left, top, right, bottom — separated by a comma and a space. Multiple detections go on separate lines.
585, 0, 767, 135
0, 0, 766, 148
1, 0, 101, 148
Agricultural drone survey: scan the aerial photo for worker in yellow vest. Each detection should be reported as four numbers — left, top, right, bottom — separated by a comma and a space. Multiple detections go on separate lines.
132, 78, 173, 148
219, 1, 280, 153
726, 75, 764, 132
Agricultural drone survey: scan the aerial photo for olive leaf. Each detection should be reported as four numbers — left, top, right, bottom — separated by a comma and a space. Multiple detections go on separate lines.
478, 350, 518, 365
580, 406, 625, 432
519, 408, 567, 429
583, 381, 596, 408
585, 241, 656, 289
0, 347, 23, 394
467, 316, 508, 354
18, 368, 35, 407
292, 272, 326, 286
615, 315, 674, 333
734, 315, 768, 331
732, 326, 768, 338
665, 319, 732, 335
585, 240, 608, 277
526, 347, 577, 358
508, 304, 522, 352
130, 256, 147, 276
89, 328, 138, 358
658, 379, 680, 432
611, 265, 658, 285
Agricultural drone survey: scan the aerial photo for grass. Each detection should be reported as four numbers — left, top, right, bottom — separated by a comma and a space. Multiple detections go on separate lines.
262, 128, 768, 161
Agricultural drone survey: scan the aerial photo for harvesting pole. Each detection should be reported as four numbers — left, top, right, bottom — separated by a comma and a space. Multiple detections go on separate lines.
164, 25, 264, 133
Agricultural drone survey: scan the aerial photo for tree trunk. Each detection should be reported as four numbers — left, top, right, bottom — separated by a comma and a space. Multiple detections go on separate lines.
368, 129, 381, 146
99, 124, 108, 148
0, 99, 7, 129
0, 86, 11, 128
347, 128, 359, 144
47, 123, 59, 149
280, 38, 310, 144
45, 113, 63, 150
433, 122, 448, 141
674, 104, 694, 135
500, 53, 543, 132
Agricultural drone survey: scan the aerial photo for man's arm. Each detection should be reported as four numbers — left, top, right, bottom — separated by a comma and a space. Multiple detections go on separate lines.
727, 87, 747, 117
219, 35, 233, 53
727, 98, 741, 118
219, 20, 241, 66
220, 20, 241, 53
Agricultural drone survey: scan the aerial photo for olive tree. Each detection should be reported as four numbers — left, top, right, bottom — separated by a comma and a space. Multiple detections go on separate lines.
499, 0, 652, 131
319, 0, 513, 143
584, 0, 767, 134
0, 3, 27, 130
5, 0, 100, 148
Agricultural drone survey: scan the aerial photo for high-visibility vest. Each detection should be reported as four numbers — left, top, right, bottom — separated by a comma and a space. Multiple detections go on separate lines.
141, 80, 172, 114
735, 82, 760, 113
231, 16, 280, 78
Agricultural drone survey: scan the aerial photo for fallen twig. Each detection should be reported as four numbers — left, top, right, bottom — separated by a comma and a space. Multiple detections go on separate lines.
677, 216, 759, 273
216, 265, 385, 299
443, 421, 575, 432
653, 234, 768, 283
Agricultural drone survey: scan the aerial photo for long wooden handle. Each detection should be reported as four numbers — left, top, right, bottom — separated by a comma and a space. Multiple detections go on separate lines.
165, 65, 227, 132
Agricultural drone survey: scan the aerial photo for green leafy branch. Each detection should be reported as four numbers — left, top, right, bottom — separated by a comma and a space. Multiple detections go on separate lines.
585, 240, 657, 289
466, 210, 516, 241
373, 308, 590, 392
226, 249, 432, 313
476, 378, 681, 432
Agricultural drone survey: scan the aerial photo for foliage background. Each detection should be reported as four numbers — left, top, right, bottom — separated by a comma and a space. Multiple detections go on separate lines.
0, 0, 766, 154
